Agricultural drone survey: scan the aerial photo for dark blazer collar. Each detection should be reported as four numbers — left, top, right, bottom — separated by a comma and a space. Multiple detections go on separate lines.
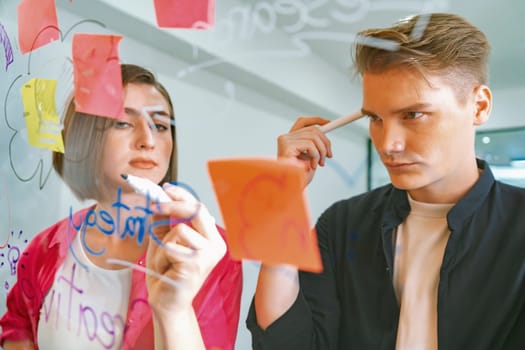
380, 159, 495, 231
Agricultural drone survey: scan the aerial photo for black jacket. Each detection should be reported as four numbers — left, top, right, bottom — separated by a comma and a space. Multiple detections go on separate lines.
247, 160, 525, 349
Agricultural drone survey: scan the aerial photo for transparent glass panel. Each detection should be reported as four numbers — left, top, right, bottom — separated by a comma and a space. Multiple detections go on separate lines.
368, 127, 525, 189
476, 127, 525, 188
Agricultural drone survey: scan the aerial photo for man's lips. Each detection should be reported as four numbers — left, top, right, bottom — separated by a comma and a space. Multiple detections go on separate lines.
383, 161, 416, 169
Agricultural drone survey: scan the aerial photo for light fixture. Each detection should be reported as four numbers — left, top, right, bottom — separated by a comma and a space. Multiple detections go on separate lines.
511, 159, 525, 168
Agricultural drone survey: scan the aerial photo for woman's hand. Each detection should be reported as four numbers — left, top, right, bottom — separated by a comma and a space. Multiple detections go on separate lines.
277, 116, 333, 185
146, 183, 227, 316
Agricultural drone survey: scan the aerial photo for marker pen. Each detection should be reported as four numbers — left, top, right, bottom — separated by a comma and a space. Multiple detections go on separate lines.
121, 174, 171, 203
318, 111, 364, 133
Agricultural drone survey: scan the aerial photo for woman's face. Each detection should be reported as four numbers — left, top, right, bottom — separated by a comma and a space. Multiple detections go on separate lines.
101, 82, 173, 198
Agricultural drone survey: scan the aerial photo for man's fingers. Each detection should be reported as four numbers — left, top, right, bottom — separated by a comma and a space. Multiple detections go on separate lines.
278, 130, 332, 168
290, 116, 330, 132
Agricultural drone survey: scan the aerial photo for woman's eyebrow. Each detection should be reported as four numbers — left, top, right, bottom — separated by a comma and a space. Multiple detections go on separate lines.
123, 106, 174, 128
124, 106, 169, 116
142, 106, 174, 127
124, 107, 142, 117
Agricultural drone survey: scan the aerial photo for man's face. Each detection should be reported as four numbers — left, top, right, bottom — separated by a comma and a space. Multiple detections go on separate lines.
362, 67, 488, 202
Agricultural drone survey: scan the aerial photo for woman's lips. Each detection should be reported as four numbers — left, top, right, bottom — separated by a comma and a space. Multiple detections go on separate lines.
129, 159, 157, 169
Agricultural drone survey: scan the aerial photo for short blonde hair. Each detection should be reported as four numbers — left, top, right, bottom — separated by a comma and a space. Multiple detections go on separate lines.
353, 13, 490, 100
53, 64, 178, 201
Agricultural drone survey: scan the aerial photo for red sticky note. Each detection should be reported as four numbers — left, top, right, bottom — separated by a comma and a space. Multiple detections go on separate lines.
207, 158, 322, 272
72, 34, 124, 119
154, 0, 215, 29
17, 0, 60, 54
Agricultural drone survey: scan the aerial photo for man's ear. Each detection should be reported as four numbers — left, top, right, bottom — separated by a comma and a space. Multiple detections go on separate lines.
473, 84, 492, 126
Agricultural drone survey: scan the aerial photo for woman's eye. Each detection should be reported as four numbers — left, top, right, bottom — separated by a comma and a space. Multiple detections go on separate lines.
366, 114, 381, 122
154, 124, 169, 131
406, 112, 424, 119
114, 121, 131, 128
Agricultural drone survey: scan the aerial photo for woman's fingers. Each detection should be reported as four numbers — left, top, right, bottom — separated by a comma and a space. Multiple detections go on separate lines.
148, 228, 199, 275
166, 223, 208, 250
149, 218, 224, 269
153, 185, 222, 243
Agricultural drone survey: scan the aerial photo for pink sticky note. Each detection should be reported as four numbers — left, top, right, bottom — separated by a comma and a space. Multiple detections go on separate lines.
154, 0, 215, 29
208, 158, 322, 272
17, 0, 60, 54
72, 34, 124, 119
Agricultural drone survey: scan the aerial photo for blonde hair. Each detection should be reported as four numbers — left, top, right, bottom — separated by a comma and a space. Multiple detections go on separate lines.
53, 64, 178, 201
353, 13, 490, 101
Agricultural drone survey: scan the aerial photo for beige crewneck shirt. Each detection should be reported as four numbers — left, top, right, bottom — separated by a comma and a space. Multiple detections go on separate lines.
394, 195, 454, 350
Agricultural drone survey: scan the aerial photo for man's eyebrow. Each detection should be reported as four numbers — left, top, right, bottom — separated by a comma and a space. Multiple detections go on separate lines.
392, 103, 433, 114
361, 108, 376, 117
361, 103, 433, 117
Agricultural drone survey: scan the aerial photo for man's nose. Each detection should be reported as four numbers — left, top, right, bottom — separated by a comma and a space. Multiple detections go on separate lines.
378, 120, 405, 156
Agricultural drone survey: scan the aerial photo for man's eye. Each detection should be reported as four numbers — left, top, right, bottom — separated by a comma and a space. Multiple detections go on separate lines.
406, 112, 424, 119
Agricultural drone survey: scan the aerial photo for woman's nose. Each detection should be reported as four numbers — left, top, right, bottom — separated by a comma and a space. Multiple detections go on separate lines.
135, 118, 155, 150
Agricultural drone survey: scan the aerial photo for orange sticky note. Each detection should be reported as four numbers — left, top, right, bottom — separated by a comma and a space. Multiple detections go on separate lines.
72, 33, 123, 119
17, 0, 60, 54
207, 158, 322, 272
154, 0, 215, 29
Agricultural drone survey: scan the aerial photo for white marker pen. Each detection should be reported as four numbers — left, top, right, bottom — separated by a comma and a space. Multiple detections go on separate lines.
121, 174, 171, 203
318, 111, 364, 133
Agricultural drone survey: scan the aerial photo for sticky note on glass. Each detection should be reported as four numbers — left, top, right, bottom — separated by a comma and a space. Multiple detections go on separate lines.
21, 78, 65, 153
154, 0, 215, 28
17, 0, 60, 54
72, 33, 123, 119
207, 158, 322, 272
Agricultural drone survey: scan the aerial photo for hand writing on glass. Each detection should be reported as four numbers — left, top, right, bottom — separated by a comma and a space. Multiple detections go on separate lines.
146, 184, 226, 316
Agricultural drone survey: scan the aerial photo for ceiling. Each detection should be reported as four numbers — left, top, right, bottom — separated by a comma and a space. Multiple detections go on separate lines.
57, 0, 525, 116
57, 0, 525, 169
290, 0, 525, 90
241, 0, 525, 168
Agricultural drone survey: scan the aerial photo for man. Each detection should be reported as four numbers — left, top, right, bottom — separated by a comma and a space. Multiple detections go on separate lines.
247, 13, 525, 350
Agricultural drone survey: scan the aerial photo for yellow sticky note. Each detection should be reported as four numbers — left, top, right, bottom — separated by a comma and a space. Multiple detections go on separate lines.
21, 78, 64, 153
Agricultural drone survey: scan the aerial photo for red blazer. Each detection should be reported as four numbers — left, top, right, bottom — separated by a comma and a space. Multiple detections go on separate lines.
0, 207, 243, 349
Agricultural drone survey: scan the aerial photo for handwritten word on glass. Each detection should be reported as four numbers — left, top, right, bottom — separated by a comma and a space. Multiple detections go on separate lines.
208, 158, 322, 272
0, 22, 14, 71
154, 0, 215, 28
72, 33, 123, 119
20, 78, 65, 153
17, 0, 60, 54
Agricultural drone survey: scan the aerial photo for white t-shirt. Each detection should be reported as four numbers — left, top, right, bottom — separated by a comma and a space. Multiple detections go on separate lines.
37, 234, 133, 350
394, 195, 454, 350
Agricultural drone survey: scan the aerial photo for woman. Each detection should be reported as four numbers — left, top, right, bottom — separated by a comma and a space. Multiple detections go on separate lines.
0, 64, 242, 349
